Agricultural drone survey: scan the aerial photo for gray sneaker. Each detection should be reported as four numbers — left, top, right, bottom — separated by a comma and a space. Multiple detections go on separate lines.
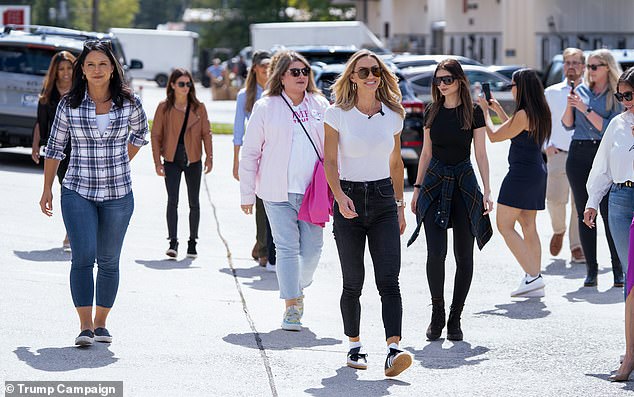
75, 330, 94, 346
281, 305, 302, 331
94, 327, 113, 343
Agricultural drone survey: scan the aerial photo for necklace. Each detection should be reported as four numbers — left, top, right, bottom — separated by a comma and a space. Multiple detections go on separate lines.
91, 95, 110, 103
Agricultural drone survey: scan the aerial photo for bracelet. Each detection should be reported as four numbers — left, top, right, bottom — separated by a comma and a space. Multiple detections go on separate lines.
413, 184, 422, 189
395, 199, 406, 207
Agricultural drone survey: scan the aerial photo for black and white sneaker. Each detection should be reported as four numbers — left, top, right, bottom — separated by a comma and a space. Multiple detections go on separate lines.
94, 327, 113, 343
186, 240, 197, 259
75, 330, 94, 346
346, 347, 368, 370
166, 239, 178, 259
384, 347, 412, 377
510, 274, 545, 297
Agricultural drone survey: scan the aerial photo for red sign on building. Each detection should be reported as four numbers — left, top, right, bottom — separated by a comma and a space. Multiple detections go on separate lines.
3, 9, 25, 25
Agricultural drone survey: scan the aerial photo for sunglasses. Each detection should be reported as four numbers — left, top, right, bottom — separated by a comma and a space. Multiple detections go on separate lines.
506, 83, 517, 89
615, 91, 634, 102
176, 81, 193, 88
354, 66, 382, 79
287, 67, 310, 77
587, 63, 607, 71
84, 39, 112, 50
432, 76, 455, 86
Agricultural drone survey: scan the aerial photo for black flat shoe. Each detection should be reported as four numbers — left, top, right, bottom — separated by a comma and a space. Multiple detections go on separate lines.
584, 274, 597, 287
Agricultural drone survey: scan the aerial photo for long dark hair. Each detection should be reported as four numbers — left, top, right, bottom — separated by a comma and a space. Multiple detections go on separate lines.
40, 51, 76, 104
67, 40, 133, 109
164, 68, 201, 114
425, 59, 474, 130
511, 69, 551, 146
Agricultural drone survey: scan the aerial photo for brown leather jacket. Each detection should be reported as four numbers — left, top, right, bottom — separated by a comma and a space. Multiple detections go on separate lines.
151, 100, 212, 167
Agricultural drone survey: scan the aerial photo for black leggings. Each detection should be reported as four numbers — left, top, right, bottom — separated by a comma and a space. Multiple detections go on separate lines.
423, 188, 474, 307
566, 140, 621, 271
164, 145, 202, 241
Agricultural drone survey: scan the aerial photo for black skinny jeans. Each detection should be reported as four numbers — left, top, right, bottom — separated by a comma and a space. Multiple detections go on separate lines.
423, 187, 474, 308
566, 140, 621, 275
333, 178, 403, 340
164, 144, 202, 241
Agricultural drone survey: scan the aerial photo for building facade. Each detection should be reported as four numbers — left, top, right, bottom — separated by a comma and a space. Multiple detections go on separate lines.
355, 0, 634, 68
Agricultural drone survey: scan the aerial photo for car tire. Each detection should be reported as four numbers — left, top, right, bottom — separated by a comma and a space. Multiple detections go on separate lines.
406, 165, 418, 187
155, 74, 168, 88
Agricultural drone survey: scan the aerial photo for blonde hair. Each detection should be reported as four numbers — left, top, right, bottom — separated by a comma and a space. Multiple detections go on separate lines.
330, 49, 405, 119
586, 49, 622, 112
562, 47, 585, 64
265, 50, 321, 97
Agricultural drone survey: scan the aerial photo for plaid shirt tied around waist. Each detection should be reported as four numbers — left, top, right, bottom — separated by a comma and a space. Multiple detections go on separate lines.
44, 92, 149, 202
407, 157, 492, 250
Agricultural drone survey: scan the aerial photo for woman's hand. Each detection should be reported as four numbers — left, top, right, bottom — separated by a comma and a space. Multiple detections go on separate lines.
410, 187, 420, 214
155, 164, 165, 177
31, 143, 41, 164
488, 97, 503, 114
567, 93, 586, 112
204, 157, 213, 174
233, 157, 240, 181
336, 194, 357, 219
482, 190, 494, 215
398, 207, 406, 235
39, 189, 53, 217
477, 96, 489, 113
583, 208, 597, 228
241, 204, 254, 215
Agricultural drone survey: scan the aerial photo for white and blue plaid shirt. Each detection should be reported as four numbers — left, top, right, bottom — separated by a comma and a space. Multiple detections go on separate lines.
45, 91, 149, 202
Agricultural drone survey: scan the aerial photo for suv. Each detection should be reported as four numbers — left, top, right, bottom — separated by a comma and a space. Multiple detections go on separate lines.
0, 26, 142, 148
313, 63, 425, 185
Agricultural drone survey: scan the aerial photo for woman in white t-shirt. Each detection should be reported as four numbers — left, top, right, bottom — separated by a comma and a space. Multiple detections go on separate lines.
239, 50, 330, 332
323, 49, 412, 377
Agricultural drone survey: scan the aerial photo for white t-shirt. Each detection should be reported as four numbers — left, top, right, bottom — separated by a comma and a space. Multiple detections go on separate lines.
324, 104, 403, 181
287, 102, 318, 194
96, 114, 109, 135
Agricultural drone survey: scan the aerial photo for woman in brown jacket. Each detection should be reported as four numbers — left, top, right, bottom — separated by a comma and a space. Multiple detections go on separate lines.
151, 68, 213, 259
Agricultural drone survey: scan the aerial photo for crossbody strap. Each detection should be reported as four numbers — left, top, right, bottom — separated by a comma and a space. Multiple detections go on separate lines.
281, 95, 322, 162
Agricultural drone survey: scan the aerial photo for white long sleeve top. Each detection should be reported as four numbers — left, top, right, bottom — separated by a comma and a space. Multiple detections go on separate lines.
586, 111, 634, 210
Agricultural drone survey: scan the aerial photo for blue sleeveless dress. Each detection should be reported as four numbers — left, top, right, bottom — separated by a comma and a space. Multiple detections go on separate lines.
497, 130, 547, 210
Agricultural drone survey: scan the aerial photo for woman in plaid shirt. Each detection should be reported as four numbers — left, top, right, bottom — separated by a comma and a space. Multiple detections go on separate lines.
39, 40, 149, 347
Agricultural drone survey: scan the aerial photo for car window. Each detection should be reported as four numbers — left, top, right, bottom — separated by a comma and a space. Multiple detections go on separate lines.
543, 60, 563, 88
410, 74, 432, 88
0, 45, 64, 76
394, 60, 436, 68
398, 78, 417, 100
466, 71, 508, 91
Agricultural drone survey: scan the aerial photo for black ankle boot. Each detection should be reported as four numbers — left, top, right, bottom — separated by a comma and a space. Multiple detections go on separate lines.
584, 263, 598, 287
426, 298, 445, 341
613, 261, 625, 287
447, 305, 464, 341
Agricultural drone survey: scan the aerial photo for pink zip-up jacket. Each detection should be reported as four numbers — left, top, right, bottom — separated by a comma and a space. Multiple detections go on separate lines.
239, 91, 330, 205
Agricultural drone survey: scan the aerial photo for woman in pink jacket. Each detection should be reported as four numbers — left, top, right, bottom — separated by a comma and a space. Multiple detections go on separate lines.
239, 50, 329, 332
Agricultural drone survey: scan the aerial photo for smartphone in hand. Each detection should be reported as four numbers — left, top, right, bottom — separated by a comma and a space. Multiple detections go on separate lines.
482, 82, 492, 102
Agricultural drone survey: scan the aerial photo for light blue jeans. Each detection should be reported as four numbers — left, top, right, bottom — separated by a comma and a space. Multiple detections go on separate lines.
608, 184, 634, 280
264, 193, 323, 300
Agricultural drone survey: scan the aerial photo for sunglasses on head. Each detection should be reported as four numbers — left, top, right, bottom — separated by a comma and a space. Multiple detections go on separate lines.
615, 91, 634, 102
354, 66, 381, 79
432, 75, 455, 86
287, 67, 310, 77
84, 39, 112, 50
176, 81, 192, 88
587, 63, 607, 71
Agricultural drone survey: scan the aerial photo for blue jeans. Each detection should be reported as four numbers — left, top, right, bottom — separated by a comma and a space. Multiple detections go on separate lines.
264, 194, 323, 300
61, 187, 134, 308
608, 184, 634, 288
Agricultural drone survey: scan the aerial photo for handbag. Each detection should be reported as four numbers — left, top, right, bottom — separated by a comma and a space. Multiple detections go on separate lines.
281, 95, 333, 227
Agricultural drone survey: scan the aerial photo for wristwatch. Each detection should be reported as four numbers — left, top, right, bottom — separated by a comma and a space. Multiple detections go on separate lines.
395, 199, 406, 207
586, 106, 593, 114
413, 184, 422, 189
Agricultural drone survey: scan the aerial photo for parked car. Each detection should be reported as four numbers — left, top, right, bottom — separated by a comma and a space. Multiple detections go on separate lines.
313, 63, 425, 185
388, 54, 482, 70
487, 64, 526, 80
278, 45, 360, 66
542, 49, 634, 88
0, 25, 142, 148
402, 64, 516, 114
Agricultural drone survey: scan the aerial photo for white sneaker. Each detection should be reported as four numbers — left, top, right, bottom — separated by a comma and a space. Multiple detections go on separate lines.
511, 274, 545, 297
520, 287, 545, 298
265, 262, 276, 272
281, 305, 302, 331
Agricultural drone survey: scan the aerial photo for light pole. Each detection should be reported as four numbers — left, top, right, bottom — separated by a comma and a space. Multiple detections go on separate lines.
92, 0, 99, 31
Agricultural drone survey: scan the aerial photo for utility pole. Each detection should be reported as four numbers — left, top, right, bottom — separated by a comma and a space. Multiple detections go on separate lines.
92, 0, 99, 31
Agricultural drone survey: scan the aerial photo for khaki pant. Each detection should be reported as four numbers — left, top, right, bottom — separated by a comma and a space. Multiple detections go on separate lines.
546, 150, 581, 250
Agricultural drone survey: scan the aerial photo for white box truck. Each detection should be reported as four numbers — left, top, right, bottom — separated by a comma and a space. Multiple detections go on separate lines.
109, 28, 199, 87
250, 21, 385, 52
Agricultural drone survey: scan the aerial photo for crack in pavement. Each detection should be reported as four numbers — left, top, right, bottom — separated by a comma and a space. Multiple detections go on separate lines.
203, 176, 278, 397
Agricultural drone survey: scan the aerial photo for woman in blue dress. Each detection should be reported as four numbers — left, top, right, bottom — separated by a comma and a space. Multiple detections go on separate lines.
478, 69, 551, 298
